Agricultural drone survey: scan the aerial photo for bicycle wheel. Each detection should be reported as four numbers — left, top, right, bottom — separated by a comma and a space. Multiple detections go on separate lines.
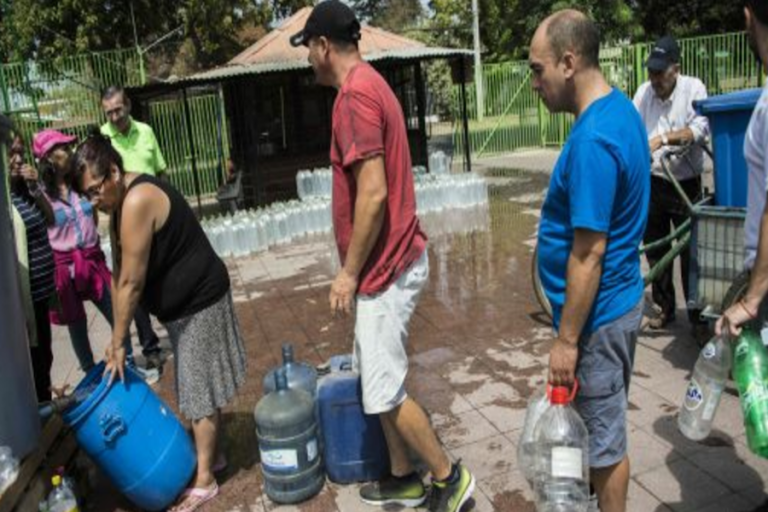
531, 245, 553, 320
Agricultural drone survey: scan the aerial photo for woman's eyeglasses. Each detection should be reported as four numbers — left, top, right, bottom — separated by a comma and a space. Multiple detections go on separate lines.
84, 173, 109, 199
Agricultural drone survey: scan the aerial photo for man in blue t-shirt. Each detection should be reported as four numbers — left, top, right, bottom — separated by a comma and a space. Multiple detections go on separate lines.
530, 10, 650, 512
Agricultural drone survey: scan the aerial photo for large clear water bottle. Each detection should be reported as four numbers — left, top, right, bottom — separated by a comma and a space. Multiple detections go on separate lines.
517, 388, 550, 486
47, 475, 78, 512
678, 334, 731, 441
533, 384, 590, 512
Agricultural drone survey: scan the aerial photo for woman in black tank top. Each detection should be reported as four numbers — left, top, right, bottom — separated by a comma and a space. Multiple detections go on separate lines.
71, 134, 246, 511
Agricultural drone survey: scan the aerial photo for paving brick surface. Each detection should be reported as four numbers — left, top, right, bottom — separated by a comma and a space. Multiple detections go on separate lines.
48, 158, 766, 511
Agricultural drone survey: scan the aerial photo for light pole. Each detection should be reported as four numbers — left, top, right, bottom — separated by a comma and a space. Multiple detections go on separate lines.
129, 0, 183, 84
472, 0, 484, 121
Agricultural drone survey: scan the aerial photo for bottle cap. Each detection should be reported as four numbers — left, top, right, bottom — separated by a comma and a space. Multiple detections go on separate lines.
52, 475, 62, 487
548, 380, 579, 405
550, 386, 571, 405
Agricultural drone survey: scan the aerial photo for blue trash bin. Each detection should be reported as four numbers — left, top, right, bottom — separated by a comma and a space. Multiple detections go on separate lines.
694, 88, 763, 207
63, 363, 196, 511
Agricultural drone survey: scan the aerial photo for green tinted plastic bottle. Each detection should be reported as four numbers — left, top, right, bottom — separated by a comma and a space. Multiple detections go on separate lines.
732, 328, 768, 457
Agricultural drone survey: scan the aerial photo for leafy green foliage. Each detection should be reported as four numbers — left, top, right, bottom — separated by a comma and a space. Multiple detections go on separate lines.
0, 0, 311, 75
351, 0, 424, 33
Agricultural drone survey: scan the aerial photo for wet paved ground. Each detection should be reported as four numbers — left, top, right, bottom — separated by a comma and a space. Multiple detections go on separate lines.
48, 151, 768, 511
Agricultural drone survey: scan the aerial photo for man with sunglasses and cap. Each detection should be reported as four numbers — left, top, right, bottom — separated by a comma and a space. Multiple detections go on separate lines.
291, 2, 474, 510
633, 36, 710, 336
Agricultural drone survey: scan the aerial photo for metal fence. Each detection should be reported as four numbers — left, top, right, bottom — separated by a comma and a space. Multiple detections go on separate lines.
0, 49, 144, 143
454, 31, 764, 158
0, 49, 228, 198
148, 92, 230, 197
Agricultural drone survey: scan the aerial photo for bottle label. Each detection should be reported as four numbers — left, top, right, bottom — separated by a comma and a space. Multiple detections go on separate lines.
260, 449, 298, 472
702, 342, 717, 360
683, 379, 704, 411
741, 380, 768, 417
551, 447, 582, 480
306, 438, 318, 462
703, 384, 724, 421
735, 339, 750, 361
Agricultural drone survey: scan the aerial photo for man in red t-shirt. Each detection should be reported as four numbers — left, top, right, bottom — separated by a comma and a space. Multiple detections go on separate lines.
292, 3, 474, 511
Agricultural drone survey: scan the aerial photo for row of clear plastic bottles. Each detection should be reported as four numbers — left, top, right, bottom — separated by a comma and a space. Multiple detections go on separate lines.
420, 204, 490, 238
414, 172, 489, 215
97, 166, 489, 265
296, 151, 451, 201
202, 169, 489, 259
296, 168, 332, 201
202, 197, 333, 259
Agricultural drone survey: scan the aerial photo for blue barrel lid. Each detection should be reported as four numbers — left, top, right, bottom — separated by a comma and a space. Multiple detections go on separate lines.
694, 88, 763, 115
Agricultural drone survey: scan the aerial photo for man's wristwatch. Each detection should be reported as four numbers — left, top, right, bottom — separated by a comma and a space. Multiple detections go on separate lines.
661, 133, 669, 146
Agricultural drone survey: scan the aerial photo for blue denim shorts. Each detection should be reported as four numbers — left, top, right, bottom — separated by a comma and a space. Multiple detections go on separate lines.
575, 299, 643, 468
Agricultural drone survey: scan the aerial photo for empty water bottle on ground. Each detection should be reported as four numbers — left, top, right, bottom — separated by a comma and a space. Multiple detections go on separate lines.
678, 334, 732, 441
733, 328, 768, 457
517, 388, 550, 485
46, 475, 79, 512
532, 383, 590, 512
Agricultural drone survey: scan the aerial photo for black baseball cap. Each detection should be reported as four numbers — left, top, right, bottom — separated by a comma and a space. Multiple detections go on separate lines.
290, 0, 362, 47
646, 35, 681, 72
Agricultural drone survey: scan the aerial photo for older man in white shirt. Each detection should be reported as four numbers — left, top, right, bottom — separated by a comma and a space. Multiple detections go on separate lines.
633, 35, 709, 335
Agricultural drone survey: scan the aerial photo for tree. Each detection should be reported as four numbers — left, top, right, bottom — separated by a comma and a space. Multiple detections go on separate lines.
351, 0, 424, 33
267, 0, 315, 20
0, 0, 177, 62
0, 0, 313, 77
425, 0, 642, 61
634, 0, 745, 40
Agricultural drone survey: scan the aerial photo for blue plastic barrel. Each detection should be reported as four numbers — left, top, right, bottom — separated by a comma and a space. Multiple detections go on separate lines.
62, 363, 196, 511
694, 88, 763, 207
317, 355, 390, 483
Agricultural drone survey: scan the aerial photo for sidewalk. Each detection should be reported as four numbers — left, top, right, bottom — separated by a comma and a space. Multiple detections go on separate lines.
51, 166, 768, 512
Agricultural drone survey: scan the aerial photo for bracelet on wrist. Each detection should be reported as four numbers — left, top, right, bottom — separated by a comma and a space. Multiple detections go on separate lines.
739, 299, 757, 320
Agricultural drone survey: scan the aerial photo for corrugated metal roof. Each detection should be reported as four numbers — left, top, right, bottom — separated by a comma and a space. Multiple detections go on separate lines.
171, 8, 471, 85
172, 47, 471, 84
